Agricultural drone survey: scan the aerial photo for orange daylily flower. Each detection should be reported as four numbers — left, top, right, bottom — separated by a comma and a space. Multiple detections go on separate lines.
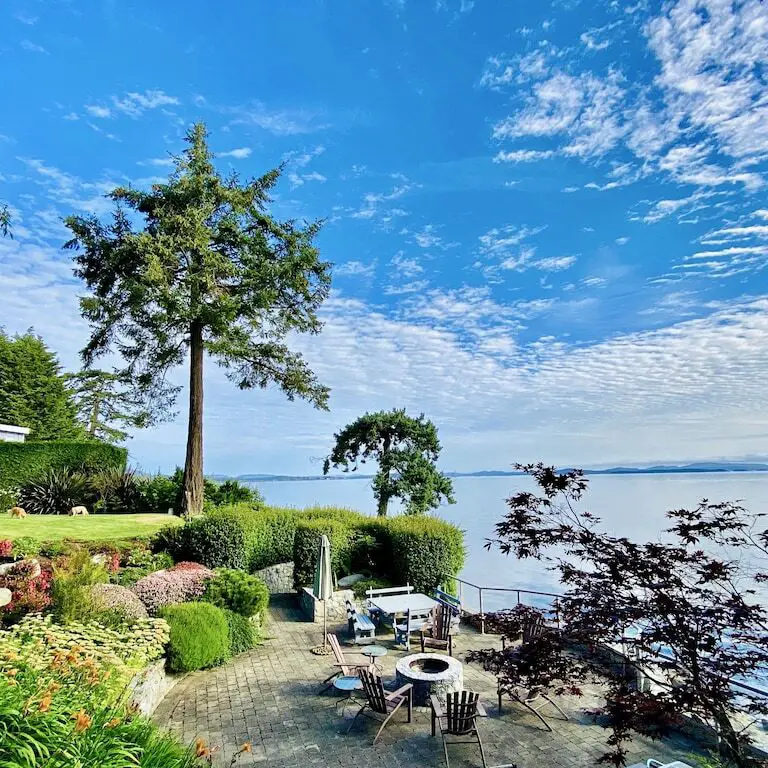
105, 717, 122, 729
38, 694, 52, 712
72, 710, 92, 732
5, 669, 18, 677
195, 738, 210, 758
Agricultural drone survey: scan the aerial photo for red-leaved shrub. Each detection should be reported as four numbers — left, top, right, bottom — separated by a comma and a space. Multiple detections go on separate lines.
132, 562, 214, 615
0, 539, 12, 558
0, 561, 52, 621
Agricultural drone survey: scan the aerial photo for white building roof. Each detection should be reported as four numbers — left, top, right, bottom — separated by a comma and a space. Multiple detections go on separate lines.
0, 424, 31, 435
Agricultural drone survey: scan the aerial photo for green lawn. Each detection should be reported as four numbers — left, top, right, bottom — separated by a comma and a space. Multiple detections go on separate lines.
0, 513, 181, 541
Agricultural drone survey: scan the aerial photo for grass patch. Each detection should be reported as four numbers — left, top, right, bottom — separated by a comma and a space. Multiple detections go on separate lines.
0, 513, 181, 541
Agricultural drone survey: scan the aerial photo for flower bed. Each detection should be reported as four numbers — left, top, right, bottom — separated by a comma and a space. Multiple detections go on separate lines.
132, 563, 214, 615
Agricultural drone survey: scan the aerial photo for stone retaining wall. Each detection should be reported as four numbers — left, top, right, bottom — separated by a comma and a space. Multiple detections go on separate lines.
128, 659, 178, 716
299, 586, 354, 623
253, 562, 294, 594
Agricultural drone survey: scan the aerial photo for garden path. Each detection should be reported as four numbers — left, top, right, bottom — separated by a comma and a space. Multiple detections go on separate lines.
153, 596, 704, 767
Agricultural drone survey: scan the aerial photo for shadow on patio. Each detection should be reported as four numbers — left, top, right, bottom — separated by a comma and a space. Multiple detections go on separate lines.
152, 595, 704, 767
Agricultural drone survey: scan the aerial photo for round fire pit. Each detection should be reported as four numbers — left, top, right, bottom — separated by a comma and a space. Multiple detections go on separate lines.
395, 653, 463, 706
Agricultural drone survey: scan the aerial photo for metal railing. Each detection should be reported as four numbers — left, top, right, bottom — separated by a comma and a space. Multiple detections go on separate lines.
445, 575, 561, 634
444, 575, 768, 701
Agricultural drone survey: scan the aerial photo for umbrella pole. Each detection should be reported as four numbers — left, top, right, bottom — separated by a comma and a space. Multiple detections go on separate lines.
323, 600, 328, 649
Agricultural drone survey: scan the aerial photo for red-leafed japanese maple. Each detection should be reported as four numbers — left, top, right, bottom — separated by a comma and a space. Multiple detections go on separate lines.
481, 463, 768, 767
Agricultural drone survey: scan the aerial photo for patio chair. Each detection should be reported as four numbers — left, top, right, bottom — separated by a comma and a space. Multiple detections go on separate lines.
420, 603, 455, 656
497, 683, 569, 731
347, 668, 413, 744
430, 690, 501, 768
345, 599, 376, 643
394, 609, 427, 650
319, 633, 371, 694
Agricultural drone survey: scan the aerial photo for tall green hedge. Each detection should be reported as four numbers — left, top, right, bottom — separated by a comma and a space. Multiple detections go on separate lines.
161, 503, 465, 595
0, 441, 128, 487
292, 518, 354, 591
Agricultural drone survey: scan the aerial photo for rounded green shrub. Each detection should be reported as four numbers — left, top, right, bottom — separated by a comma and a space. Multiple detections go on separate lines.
184, 515, 247, 570
292, 518, 353, 590
158, 602, 230, 672
223, 608, 258, 655
386, 516, 465, 593
203, 569, 269, 617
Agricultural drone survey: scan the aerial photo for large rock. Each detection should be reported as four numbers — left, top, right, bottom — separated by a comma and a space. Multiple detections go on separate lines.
253, 562, 294, 594
0, 558, 41, 578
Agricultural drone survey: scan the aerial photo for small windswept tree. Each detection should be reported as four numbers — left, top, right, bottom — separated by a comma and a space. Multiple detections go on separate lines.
0, 204, 10, 237
486, 463, 768, 767
64, 123, 331, 515
65, 369, 177, 443
323, 409, 455, 516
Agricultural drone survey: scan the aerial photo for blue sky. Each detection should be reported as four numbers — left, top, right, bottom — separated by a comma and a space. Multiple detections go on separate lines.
2, 0, 768, 475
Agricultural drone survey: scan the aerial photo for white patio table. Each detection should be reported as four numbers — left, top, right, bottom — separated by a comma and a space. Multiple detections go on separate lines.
368, 592, 439, 621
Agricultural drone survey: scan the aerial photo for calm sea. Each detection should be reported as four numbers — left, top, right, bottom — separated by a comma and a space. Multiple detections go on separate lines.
255, 472, 768, 611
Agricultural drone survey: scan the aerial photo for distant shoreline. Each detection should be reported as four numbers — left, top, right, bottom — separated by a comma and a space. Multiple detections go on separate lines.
212, 464, 768, 483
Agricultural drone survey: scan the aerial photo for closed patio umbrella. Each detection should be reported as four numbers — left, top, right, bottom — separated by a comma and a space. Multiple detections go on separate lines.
313, 535, 333, 652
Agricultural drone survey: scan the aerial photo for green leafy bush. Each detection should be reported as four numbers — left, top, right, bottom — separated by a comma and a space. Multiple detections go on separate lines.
352, 577, 393, 600
206, 478, 263, 508
18, 467, 95, 515
203, 569, 268, 617
50, 548, 109, 624
292, 518, 353, 590
0, 485, 17, 511
385, 516, 465, 593
10, 535, 41, 560
223, 608, 259, 655
158, 602, 230, 672
0, 440, 127, 489
90, 468, 144, 514
138, 471, 181, 513
174, 514, 247, 569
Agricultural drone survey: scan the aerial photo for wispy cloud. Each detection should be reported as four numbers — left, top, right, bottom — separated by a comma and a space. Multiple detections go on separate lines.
112, 90, 179, 117
227, 101, 330, 135
494, 149, 554, 163
15, 13, 38, 25
85, 105, 112, 119
219, 147, 252, 159
21, 40, 48, 54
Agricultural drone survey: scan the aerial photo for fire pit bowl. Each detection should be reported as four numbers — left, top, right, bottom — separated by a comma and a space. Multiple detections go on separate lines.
395, 653, 463, 706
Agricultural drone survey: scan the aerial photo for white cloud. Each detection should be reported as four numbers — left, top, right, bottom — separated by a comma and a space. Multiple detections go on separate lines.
84, 105, 112, 119
350, 180, 414, 221
493, 149, 554, 163
414, 224, 443, 249
615, 237, 630, 245
21, 40, 48, 54
535, 255, 577, 271
142, 157, 175, 167
334, 260, 376, 278
477, 224, 546, 276
15, 13, 38, 24
112, 90, 180, 118
63, 112, 79, 121
580, 21, 622, 51
228, 102, 330, 135
391, 251, 424, 278
219, 147, 251, 159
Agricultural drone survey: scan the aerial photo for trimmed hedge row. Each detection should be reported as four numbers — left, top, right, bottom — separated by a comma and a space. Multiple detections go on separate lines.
163, 504, 465, 594
0, 441, 127, 487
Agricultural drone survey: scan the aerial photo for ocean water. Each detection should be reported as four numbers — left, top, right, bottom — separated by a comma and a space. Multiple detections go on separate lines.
257, 472, 768, 611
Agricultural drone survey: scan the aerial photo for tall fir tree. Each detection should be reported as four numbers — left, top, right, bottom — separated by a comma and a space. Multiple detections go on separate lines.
64, 123, 331, 515
0, 330, 82, 440
65, 369, 176, 443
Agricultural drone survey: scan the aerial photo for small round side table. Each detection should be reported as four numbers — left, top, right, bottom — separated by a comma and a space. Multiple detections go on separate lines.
361, 644, 388, 672
333, 675, 363, 712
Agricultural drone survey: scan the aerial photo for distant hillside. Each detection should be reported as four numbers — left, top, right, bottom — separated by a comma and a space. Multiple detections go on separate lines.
210, 461, 768, 483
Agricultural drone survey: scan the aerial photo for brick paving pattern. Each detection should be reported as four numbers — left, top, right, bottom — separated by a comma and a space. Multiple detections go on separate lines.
153, 596, 703, 767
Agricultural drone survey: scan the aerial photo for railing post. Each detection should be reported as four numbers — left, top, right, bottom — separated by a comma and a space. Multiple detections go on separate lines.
479, 587, 485, 634
458, 579, 464, 612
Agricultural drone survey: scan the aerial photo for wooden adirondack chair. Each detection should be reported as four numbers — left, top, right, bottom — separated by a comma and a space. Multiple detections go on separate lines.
420, 604, 454, 656
497, 613, 569, 730
347, 668, 413, 744
430, 690, 501, 768
320, 633, 371, 693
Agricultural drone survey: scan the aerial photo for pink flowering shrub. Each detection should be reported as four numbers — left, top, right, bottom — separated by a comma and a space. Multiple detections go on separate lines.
132, 562, 214, 615
0, 561, 52, 622
171, 561, 208, 571
0, 539, 12, 558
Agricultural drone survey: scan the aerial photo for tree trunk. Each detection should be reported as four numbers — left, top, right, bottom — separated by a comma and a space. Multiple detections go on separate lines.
377, 434, 392, 517
88, 392, 100, 437
182, 321, 204, 517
